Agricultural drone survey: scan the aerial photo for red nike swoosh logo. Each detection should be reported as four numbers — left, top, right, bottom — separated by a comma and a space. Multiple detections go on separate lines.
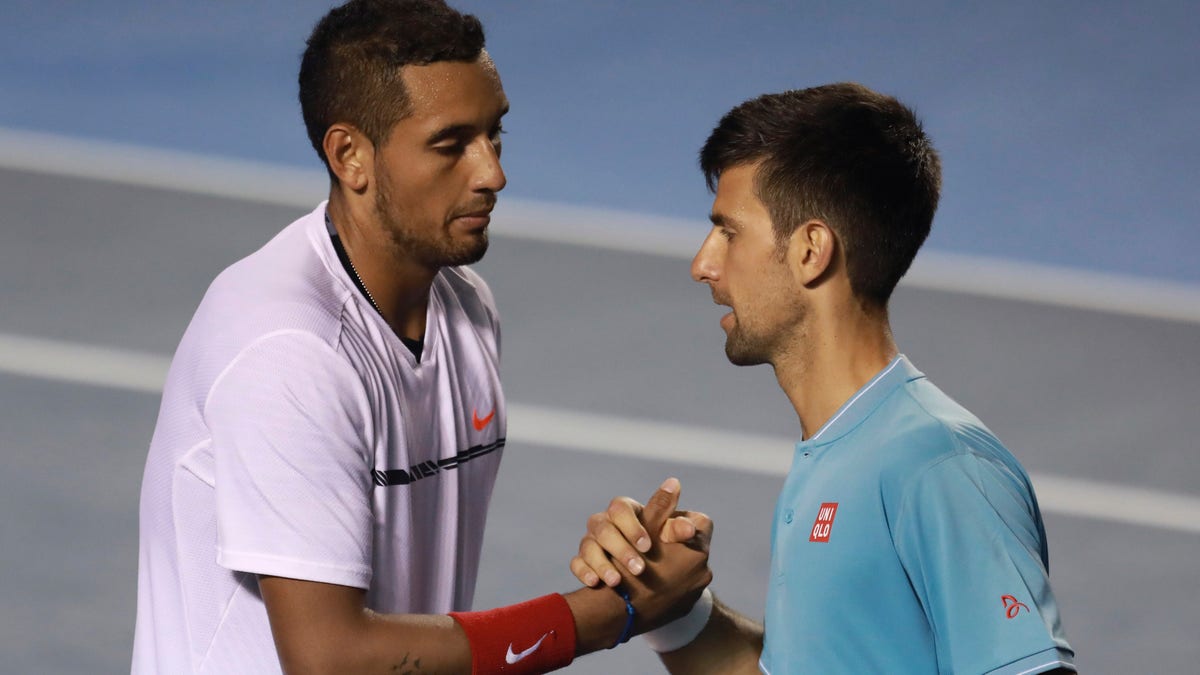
472, 408, 495, 431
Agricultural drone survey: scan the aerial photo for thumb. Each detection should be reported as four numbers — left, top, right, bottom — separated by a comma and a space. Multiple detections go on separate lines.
640, 477, 681, 542
659, 515, 698, 544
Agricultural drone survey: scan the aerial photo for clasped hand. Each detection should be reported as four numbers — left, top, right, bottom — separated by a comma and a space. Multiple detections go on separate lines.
571, 477, 714, 633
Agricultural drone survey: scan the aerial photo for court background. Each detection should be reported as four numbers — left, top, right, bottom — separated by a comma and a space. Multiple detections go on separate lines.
1, 2, 1197, 673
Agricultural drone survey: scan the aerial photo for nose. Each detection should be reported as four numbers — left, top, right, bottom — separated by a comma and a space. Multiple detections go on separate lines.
471, 138, 506, 193
691, 229, 721, 284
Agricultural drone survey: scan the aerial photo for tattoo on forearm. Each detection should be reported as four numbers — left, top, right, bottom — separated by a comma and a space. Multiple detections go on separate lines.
391, 651, 426, 673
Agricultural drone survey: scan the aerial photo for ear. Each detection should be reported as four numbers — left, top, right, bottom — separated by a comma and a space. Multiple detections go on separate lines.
786, 219, 837, 287
323, 123, 373, 192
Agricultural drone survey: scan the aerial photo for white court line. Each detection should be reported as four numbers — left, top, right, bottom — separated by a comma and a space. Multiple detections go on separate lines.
3, 331, 1198, 536
0, 333, 169, 394
3, 126, 1200, 326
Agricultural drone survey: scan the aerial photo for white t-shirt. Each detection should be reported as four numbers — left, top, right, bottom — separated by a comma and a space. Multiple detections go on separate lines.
132, 203, 505, 674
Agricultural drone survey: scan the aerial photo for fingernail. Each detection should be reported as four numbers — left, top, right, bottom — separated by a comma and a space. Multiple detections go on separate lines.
660, 477, 679, 494
604, 570, 621, 586
636, 535, 651, 552
585, 573, 599, 586
628, 557, 644, 575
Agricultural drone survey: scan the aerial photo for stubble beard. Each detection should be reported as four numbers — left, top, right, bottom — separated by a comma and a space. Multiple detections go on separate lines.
375, 181, 490, 269
723, 319, 772, 367
722, 287, 808, 368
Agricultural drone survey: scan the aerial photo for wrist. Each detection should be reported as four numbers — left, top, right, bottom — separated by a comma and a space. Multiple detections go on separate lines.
610, 587, 636, 649
449, 593, 575, 673
641, 587, 714, 653
563, 586, 629, 656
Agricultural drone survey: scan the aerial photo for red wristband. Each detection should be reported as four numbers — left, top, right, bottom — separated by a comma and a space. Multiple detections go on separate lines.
449, 593, 576, 674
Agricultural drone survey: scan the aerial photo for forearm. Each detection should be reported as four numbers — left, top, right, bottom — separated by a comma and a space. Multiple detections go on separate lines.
262, 576, 472, 674
321, 590, 630, 674
264, 576, 637, 674
343, 611, 472, 673
658, 596, 763, 675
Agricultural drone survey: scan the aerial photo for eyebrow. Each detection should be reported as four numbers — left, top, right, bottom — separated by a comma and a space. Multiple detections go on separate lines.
709, 212, 739, 228
426, 105, 510, 146
426, 124, 476, 146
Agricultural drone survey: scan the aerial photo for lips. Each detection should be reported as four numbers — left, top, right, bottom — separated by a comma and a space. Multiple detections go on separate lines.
451, 212, 492, 233
451, 203, 495, 230
711, 293, 734, 330
453, 199, 496, 220
454, 213, 491, 229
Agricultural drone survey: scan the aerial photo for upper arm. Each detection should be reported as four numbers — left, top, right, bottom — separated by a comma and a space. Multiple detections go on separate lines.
892, 453, 1074, 674
206, 332, 376, 588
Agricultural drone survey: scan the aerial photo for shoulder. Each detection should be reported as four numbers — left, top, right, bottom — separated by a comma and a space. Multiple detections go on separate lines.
873, 378, 1033, 511
195, 209, 349, 346
167, 207, 356, 397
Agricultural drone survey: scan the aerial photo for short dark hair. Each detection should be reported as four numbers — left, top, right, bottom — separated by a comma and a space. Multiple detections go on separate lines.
699, 82, 941, 308
299, 0, 485, 174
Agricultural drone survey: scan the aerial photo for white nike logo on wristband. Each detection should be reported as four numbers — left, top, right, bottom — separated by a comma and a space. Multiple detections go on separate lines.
505, 631, 552, 664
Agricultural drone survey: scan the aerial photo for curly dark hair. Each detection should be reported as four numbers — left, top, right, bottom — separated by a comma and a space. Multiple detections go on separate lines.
700, 83, 942, 308
299, 0, 485, 175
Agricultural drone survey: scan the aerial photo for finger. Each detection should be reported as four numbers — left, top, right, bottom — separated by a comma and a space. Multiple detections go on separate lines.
569, 555, 601, 588
685, 511, 713, 539
591, 514, 649, 577
659, 515, 697, 544
578, 535, 626, 587
640, 477, 681, 540
684, 511, 713, 551
603, 497, 653, 554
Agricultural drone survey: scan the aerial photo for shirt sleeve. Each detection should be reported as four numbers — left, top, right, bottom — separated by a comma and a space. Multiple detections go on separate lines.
892, 452, 1075, 674
206, 330, 375, 589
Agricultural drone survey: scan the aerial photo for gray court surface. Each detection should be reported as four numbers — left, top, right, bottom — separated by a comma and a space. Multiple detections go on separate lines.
2, 166, 1198, 674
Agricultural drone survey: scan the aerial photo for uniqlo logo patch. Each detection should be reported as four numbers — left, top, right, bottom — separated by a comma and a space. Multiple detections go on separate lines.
809, 502, 839, 542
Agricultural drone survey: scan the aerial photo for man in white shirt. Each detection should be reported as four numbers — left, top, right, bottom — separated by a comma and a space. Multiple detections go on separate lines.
132, 1, 710, 672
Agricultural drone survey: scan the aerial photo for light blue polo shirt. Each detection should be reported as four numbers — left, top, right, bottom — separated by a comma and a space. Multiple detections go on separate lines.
759, 356, 1073, 675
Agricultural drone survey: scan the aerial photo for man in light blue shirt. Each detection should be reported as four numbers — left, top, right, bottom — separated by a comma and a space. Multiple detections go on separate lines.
760, 355, 1071, 673
573, 83, 1074, 673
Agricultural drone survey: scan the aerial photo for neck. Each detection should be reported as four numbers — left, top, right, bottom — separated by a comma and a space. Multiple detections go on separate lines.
327, 192, 436, 341
773, 304, 898, 440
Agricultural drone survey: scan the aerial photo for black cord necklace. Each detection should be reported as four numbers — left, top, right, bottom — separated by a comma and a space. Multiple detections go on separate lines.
326, 213, 385, 318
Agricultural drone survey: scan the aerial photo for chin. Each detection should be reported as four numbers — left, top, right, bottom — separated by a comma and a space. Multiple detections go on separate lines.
724, 339, 769, 367
442, 235, 489, 267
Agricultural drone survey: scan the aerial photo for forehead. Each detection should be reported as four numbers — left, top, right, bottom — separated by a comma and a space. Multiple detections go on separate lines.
397, 55, 508, 127
712, 162, 770, 222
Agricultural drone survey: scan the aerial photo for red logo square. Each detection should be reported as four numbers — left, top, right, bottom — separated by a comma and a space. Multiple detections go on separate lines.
809, 502, 839, 542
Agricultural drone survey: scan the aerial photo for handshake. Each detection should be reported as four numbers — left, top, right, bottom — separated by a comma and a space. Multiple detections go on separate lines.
568, 478, 715, 645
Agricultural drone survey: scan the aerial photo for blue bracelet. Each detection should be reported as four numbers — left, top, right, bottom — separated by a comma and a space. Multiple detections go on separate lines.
611, 587, 636, 648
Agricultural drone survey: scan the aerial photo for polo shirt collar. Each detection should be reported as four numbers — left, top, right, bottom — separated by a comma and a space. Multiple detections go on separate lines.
799, 355, 925, 448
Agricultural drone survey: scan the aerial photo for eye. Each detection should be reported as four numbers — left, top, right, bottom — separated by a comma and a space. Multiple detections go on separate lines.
719, 227, 735, 241
489, 125, 506, 154
433, 142, 467, 157
436, 139, 468, 154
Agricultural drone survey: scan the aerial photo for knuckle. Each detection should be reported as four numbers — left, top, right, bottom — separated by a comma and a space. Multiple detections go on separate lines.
607, 497, 632, 517
598, 534, 631, 558
587, 513, 607, 531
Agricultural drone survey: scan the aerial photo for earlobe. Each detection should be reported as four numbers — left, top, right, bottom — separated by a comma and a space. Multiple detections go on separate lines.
788, 220, 837, 286
323, 124, 371, 192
